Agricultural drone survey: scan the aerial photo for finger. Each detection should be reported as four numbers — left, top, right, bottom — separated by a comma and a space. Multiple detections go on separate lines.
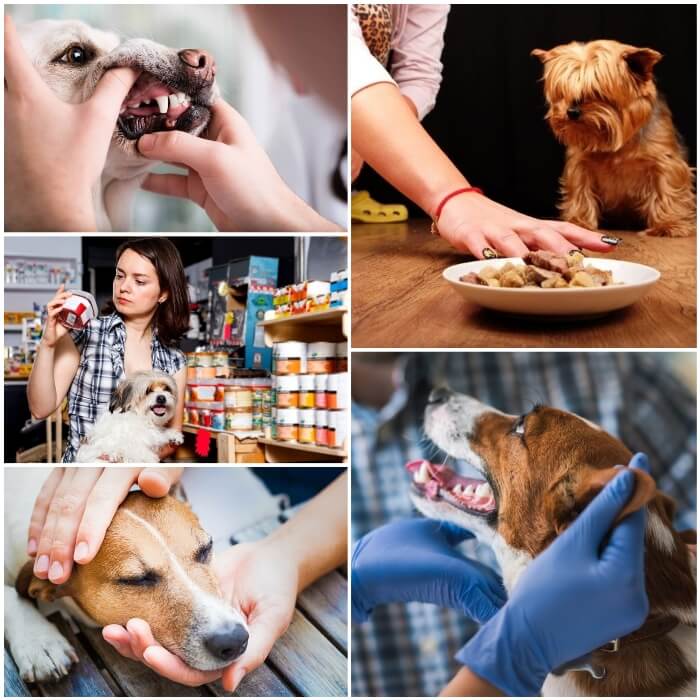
102, 625, 140, 661
517, 226, 577, 256
602, 506, 646, 571
125, 618, 158, 658
141, 173, 190, 200
485, 228, 529, 258
208, 97, 255, 143
74, 468, 140, 564
141, 646, 221, 687
467, 588, 506, 624
437, 521, 476, 546
628, 452, 650, 474
4, 15, 49, 95
47, 468, 102, 583
28, 468, 64, 556
548, 221, 619, 252
138, 467, 183, 497
445, 228, 495, 259
88, 66, 140, 118
137, 130, 217, 173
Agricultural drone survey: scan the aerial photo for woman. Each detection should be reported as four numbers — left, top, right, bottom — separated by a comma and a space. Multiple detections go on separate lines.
27, 238, 188, 462
351, 4, 618, 259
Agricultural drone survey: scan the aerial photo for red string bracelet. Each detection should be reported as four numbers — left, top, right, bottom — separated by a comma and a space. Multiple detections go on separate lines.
431, 186, 484, 235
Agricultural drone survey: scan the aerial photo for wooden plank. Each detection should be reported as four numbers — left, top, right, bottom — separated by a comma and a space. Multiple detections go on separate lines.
36, 615, 114, 697
208, 664, 294, 697
4, 650, 31, 697
79, 624, 208, 697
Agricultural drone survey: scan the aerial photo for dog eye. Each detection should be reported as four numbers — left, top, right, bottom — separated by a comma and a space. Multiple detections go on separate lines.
195, 539, 213, 563
116, 571, 160, 587
513, 416, 526, 436
57, 44, 93, 65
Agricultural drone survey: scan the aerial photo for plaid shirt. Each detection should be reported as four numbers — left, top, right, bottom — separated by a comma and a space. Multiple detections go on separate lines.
351, 352, 696, 697
62, 312, 185, 462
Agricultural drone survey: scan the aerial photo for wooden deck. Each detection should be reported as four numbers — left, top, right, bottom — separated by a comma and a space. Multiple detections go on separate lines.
5, 512, 347, 697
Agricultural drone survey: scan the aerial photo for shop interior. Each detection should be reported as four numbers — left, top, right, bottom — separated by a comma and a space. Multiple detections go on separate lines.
4, 236, 348, 463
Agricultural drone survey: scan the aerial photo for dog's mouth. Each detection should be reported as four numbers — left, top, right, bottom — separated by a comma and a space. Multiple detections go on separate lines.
118, 71, 209, 139
150, 404, 169, 418
407, 459, 498, 520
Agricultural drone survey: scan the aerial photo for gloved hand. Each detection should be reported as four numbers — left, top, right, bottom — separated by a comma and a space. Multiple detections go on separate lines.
352, 518, 507, 624
457, 453, 650, 696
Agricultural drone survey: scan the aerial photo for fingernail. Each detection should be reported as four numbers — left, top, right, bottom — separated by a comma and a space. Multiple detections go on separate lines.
600, 235, 620, 245
27, 539, 37, 556
568, 248, 584, 255
35, 554, 49, 574
74, 541, 89, 562
49, 560, 64, 581
483, 248, 498, 259
138, 133, 155, 152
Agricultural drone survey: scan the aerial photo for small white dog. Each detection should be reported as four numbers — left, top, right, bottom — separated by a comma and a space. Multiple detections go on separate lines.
76, 370, 183, 463
15, 19, 219, 231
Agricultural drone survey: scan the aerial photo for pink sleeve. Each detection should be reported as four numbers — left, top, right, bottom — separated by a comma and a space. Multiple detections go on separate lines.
349, 10, 397, 99
391, 5, 450, 120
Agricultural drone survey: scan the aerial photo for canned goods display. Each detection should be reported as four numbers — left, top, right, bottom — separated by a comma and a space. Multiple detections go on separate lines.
276, 407, 299, 442
327, 409, 347, 449
225, 408, 253, 431
315, 409, 329, 447
224, 385, 253, 409
298, 409, 316, 443
307, 342, 337, 374
314, 374, 329, 408
299, 374, 316, 408
190, 384, 217, 402
277, 374, 300, 408
211, 408, 225, 431
327, 373, 349, 410
273, 341, 307, 375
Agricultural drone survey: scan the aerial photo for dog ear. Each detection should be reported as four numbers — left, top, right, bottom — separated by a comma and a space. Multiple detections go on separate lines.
531, 48, 551, 63
109, 380, 133, 413
622, 47, 662, 81
553, 466, 656, 535
15, 561, 72, 602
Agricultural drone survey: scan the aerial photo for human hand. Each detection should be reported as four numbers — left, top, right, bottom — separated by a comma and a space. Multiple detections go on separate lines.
457, 453, 650, 696
136, 98, 340, 232
4, 15, 139, 231
103, 537, 299, 691
434, 190, 620, 259
40, 285, 73, 349
351, 147, 364, 182
28, 467, 183, 584
352, 518, 507, 624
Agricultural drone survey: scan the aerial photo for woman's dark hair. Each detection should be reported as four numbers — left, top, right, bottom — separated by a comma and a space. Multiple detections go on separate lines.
111, 238, 190, 346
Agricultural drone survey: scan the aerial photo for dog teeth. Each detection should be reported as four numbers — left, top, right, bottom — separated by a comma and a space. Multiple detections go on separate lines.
452, 484, 463, 496
475, 483, 492, 497
177, 91, 186, 104
155, 95, 169, 113
464, 484, 475, 496
168, 93, 180, 108
414, 461, 430, 485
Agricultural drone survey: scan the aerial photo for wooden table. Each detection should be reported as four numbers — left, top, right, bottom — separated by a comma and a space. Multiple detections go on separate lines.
5, 512, 347, 698
352, 219, 696, 348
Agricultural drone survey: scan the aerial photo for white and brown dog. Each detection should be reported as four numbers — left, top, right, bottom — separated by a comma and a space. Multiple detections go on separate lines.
4, 467, 248, 683
408, 387, 696, 696
15, 19, 219, 231
75, 370, 183, 463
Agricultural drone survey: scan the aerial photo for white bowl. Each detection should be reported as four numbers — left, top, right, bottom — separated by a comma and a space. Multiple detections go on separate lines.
443, 258, 661, 317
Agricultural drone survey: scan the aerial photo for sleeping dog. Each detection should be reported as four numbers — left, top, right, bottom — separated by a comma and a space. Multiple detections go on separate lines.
5, 468, 248, 683
409, 388, 696, 696
16, 19, 219, 231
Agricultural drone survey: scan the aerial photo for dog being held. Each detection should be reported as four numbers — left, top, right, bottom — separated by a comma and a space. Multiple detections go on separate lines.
75, 370, 183, 463
5, 468, 249, 683
408, 388, 696, 696
532, 39, 695, 237
16, 19, 219, 231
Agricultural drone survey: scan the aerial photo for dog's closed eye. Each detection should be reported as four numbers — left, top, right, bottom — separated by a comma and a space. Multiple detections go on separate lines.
116, 570, 161, 587
194, 538, 213, 564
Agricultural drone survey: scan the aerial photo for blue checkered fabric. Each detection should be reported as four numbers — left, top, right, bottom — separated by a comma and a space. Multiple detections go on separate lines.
62, 312, 185, 462
351, 352, 696, 697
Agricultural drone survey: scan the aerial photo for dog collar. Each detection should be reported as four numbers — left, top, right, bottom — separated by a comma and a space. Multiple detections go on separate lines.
598, 614, 679, 654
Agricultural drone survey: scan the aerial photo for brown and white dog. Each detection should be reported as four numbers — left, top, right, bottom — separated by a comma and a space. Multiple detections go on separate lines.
4, 467, 248, 683
408, 388, 696, 696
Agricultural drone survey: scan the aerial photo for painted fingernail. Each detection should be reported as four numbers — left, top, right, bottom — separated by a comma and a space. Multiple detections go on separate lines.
74, 541, 89, 562
27, 539, 37, 556
483, 248, 498, 259
35, 554, 49, 574
49, 560, 64, 581
600, 235, 620, 245
568, 248, 584, 255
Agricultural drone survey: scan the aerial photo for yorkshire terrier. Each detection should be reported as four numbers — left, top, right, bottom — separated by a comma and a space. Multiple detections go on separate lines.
532, 40, 695, 237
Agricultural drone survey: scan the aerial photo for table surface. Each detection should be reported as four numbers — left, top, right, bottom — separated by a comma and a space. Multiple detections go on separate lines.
352, 219, 696, 348
5, 512, 347, 698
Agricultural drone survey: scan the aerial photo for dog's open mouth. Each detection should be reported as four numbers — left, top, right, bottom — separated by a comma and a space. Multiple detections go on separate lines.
407, 459, 497, 519
151, 405, 168, 417
118, 71, 208, 139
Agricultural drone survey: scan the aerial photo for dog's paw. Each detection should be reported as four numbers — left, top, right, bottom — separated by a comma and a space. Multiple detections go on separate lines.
11, 627, 78, 683
168, 431, 184, 445
644, 222, 694, 237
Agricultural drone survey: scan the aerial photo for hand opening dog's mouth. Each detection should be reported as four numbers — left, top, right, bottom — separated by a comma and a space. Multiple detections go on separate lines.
118, 71, 210, 140
407, 459, 498, 519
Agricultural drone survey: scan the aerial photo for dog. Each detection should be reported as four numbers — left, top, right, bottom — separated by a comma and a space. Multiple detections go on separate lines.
75, 370, 183, 463
408, 387, 696, 696
532, 39, 696, 237
16, 19, 219, 231
4, 467, 249, 683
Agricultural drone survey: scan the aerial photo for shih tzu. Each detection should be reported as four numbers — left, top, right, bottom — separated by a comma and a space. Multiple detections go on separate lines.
76, 370, 183, 463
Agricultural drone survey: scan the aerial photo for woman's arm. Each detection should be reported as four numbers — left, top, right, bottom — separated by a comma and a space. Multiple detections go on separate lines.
27, 334, 80, 419
440, 667, 503, 697
158, 365, 186, 460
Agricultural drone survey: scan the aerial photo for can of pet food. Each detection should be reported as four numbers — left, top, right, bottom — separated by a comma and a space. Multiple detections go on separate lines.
307, 342, 336, 374
314, 374, 329, 408
276, 407, 299, 442
315, 409, 329, 446
276, 374, 300, 408
57, 291, 97, 330
273, 341, 307, 375
298, 409, 316, 444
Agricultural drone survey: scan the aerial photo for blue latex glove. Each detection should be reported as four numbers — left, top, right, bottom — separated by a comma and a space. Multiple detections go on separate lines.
352, 518, 507, 624
457, 453, 650, 696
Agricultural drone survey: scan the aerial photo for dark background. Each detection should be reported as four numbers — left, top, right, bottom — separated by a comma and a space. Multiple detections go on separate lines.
357, 4, 697, 218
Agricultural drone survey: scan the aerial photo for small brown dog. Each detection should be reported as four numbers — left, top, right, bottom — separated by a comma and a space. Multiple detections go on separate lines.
532, 40, 695, 237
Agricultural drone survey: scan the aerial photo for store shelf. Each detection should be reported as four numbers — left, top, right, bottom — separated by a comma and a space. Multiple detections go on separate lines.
4, 325, 23, 331
258, 438, 346, 459
5, 284, 67, 292
182, 425, 261, 438
259, 308, 348, 345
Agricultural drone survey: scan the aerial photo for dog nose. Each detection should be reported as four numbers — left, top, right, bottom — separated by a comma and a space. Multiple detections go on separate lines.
178, 49, 216, 81
205, 624, 248, 662
567, 106, 582, 120
428, 387, 452, 405
155, 394, 167, 405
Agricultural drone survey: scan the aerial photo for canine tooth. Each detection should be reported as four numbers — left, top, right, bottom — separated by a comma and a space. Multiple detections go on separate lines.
414, 461, 430, 484
475, 483, 491, 497
177, 91, 186, 103
155, 95, 169, 113
169, 93, 179, 107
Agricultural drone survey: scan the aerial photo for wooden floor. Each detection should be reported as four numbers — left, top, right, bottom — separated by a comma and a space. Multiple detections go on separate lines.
5, 513, 347, 697
352, 219, 697, 348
